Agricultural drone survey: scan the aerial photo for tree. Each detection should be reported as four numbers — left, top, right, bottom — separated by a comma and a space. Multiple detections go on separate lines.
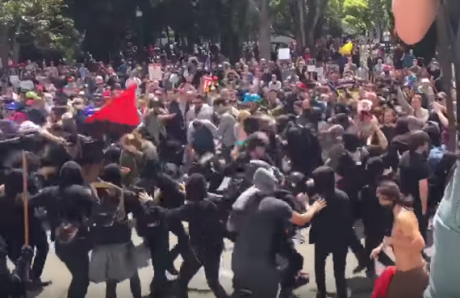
326, 0, 389, 36
272, 0, 328, 53
0, 0, 81, 66
341, 0, 370, 34
304, 0, 328, 51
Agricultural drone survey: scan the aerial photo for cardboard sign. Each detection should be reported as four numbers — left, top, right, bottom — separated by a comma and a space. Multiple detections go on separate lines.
9, 75, 20, 88
148, 63, 163, 81
307, 59, 317, 72
316, 67, 324, 80
19, 80, 34, 91
278, 48, 291, 60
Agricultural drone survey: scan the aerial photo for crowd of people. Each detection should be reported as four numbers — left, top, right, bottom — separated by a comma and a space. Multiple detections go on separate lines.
0, 2, 458, 298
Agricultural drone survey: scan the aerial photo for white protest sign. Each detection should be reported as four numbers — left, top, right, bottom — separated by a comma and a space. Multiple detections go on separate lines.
19, 80, 34, 90
278, 48, 291, 60
148, 63, 163, 81
9, 75, 20, 88
307, 59, 316, 72
316, 67, 324, 80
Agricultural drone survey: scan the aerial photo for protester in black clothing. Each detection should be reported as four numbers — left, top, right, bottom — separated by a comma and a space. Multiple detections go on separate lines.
335, 151, 369, 273
380, 110, 396, 143
274, 185, 309, 297
89, 164, 142, 298
398, 131, 430, 243
168, 173, 229, 298
285, 125, 322, 177
223, 132, 272, 178
133, 190, 171, 298
152, 173, 191, 276
29, 161, 94, 298
229, 167, 325, 298
0, 169, 49, 289
309, 166, 353, 298
0, 236, 32, 298
360, 157, 394, 277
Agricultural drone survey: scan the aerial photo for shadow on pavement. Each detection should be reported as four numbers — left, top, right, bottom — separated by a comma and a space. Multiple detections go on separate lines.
347, 276, 373, 298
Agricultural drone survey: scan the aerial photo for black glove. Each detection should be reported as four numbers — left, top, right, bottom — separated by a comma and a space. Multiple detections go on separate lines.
19, 246, 34, 264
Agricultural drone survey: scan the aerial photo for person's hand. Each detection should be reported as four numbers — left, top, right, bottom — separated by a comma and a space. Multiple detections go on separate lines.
120, 167, 131, 175
432, 101, 442, 113
422, 206, 427, 216
383, 236, 393, 246
370, 116, 379, 128
58, 137, 69, 147
370, 246, 382, 260
311, 199, 326, 213
138, 192, 153, 203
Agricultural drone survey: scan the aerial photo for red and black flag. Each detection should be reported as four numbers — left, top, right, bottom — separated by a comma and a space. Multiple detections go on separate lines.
85, 86, 140, 139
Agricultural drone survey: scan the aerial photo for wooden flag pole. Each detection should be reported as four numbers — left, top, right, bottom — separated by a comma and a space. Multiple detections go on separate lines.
22, 151, 29, 247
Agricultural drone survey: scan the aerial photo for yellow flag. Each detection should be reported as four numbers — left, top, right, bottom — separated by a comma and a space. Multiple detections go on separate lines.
339, 42, 353, 56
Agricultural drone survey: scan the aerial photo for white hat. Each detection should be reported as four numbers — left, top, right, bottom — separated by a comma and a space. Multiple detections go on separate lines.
95, 76, 104, 84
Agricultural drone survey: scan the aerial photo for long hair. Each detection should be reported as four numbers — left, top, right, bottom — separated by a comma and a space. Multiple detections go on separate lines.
377, 180, 413, 207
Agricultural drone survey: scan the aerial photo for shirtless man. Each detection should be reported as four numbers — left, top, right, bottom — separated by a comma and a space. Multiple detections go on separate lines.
371, 181, 428, 298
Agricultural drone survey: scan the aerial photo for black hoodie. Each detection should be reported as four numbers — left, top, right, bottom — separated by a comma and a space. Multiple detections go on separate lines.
360, 157, 387, 235
30, 161, 94, 242
309, 166, 353, 247
0, 169, 38, 247
168, 173, 225, 249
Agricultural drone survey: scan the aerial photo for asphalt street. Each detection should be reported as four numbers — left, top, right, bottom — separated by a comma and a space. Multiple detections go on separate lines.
19, 227, 387, 298
11, 221, 434, 298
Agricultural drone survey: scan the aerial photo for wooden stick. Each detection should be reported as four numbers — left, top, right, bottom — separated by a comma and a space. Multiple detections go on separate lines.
22, 151, 29, 247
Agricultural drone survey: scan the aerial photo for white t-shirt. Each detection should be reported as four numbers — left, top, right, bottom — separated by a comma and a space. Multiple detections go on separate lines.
126, 77, 141, 88
18, 121, 41, 133
126, 77, 142, 97
268, 80, 282, 90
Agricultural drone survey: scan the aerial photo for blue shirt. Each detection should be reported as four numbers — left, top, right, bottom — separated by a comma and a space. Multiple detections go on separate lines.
242, 93, 261, 103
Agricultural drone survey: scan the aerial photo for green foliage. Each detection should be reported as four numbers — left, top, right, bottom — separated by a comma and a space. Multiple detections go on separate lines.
327, 0, 389, 34
270, 0, 294, 37
0, 0, 81, 58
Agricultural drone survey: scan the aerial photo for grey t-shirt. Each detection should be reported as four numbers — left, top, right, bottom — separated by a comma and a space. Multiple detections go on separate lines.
231, 196, 292, 269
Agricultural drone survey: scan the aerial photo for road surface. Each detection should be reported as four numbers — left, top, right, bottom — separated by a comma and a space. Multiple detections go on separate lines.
15, 226, 395, 298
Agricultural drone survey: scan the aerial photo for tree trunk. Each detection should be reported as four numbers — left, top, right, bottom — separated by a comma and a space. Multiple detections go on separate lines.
288, 0, 303, 51
12, 33, 19, 65
258, 0, 271, 60
304, 0, 327, 55
0, 24, 10, 71
297, 0, 306, 49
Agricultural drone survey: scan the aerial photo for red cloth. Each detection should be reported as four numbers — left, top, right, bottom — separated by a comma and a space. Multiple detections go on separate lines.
85, 85, 139, 126
371, 266, 396, 298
